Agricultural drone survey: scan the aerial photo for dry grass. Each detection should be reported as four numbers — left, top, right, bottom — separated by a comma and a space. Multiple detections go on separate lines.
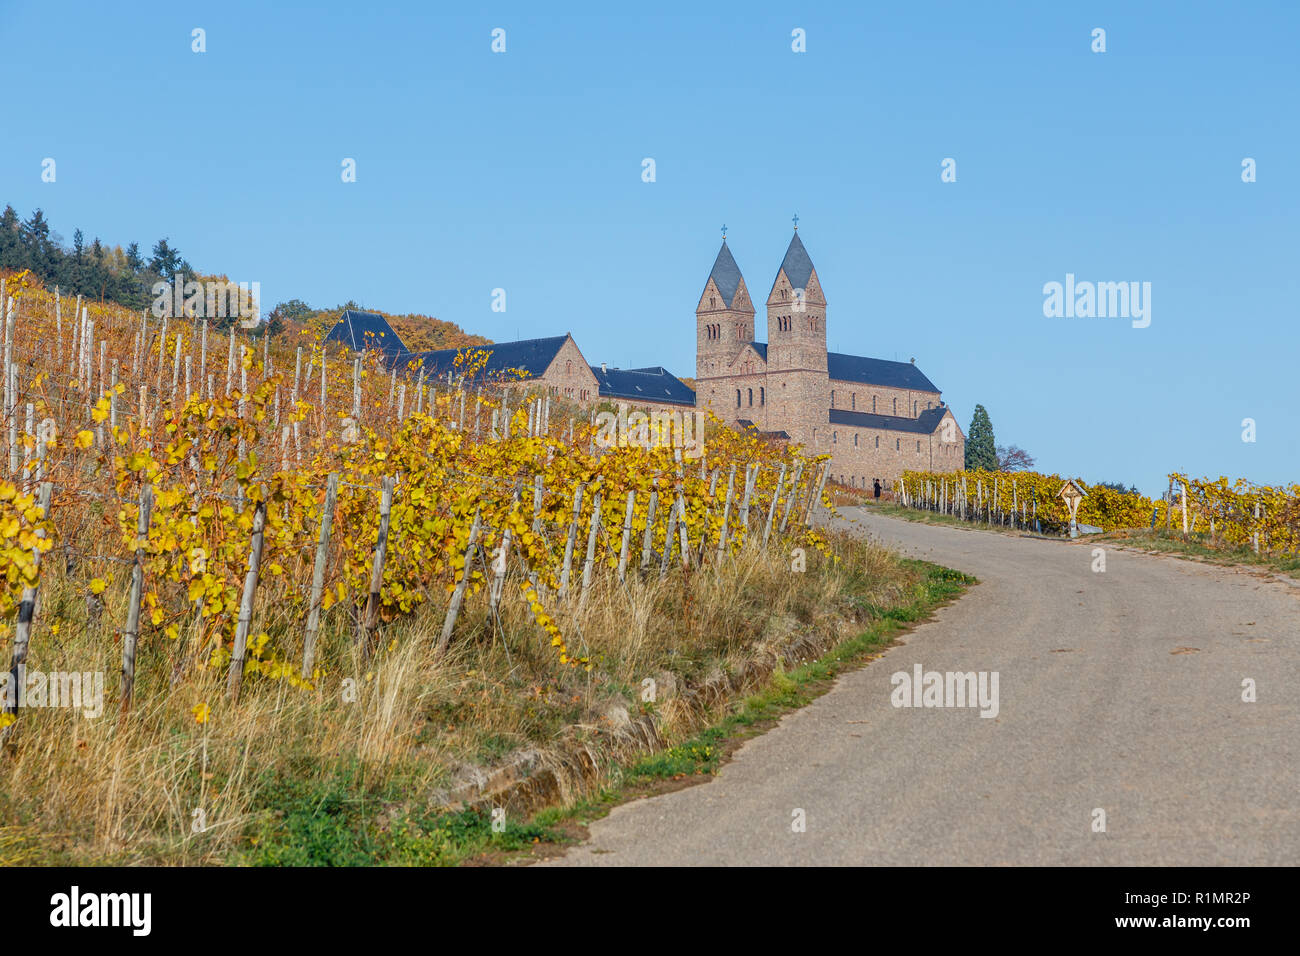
1, 525, 915, 865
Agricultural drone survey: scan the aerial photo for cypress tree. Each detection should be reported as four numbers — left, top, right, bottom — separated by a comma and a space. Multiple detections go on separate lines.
965, 404, 997, 471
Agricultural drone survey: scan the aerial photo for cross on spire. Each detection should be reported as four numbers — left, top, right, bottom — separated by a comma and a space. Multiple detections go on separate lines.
792, 213, 799, 230
721, 223, 727, 239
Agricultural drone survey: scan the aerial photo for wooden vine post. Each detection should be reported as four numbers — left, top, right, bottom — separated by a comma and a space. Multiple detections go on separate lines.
5, 481, 53, 720
301, 473, 339, 680
120, 485, 155, 714
763, 463, 786, 547
437, 509, 482, 659
360, 476, 396, 655
226, 493, 268, 702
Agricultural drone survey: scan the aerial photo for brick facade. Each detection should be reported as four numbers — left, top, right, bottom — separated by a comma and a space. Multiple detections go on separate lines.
526, 336, 600, 403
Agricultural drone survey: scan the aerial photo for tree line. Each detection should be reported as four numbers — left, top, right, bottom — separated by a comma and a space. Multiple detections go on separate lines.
0, 203, 198, 315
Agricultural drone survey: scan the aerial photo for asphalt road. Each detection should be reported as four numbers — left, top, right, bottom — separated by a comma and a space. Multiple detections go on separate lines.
546, 507, 1300, 865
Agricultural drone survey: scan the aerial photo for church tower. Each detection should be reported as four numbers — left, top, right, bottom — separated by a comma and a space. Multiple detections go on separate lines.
695, 238, 755, 381
765, 228, 829, 450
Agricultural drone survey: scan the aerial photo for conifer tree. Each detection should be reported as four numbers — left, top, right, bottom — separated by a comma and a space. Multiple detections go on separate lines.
965, 404, 997, 471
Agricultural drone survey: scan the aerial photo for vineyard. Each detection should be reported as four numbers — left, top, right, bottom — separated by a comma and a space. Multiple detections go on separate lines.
893, 468, 1300, 556
0, 268, 907, 864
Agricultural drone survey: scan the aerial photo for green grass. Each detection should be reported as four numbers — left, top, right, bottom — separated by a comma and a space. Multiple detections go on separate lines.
1097, 527, 1300, 579
859, 500, 1300, 581
852, 499, 1043, 535
239, 758, 559, 866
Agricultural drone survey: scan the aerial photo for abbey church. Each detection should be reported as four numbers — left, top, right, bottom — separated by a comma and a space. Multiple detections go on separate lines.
327, 227, 962, 489
694, 229, 964, 489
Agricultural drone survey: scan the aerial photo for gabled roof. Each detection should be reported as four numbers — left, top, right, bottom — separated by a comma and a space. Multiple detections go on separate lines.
325, 309, 408, 357
745, 344, 941, 393
736, 419, 791, 440
777, 231, 815, 290
705, 240, 746, 308
828, 405, 950, 435
591, 365, 696, 407
401, 335, 571, 382
827, 353, 939, 392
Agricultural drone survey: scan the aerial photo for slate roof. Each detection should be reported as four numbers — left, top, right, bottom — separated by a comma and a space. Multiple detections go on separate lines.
828, 405, 950, 435
740, 343, 938, 392
401, 335, 570, 382
827, 353, 939, 392
591, 365, 696, 407
705, 241, 746, 308
736, 419, 791, 440
777, 231, 815, 290
325, 309, 409, 357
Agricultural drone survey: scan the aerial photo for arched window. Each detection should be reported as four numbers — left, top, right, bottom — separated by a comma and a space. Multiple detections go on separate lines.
736, 389, 741, 407
893, 397, 898, 414
747, 388, 753, 407
851, 393, 856, 410
872, 395, 877, 413
832, 431, 837, 444
916, 441, 921, 452
875, 436, 879, 448
760, 387, 765, 405
831, 389, 835, 408
710, 297, 715, 308
566, 360, 572, 374
854, 433, 858, 447
896, 438, 900, 450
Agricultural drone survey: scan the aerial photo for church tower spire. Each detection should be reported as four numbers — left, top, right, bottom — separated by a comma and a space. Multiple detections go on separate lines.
766, 229, 827, 367
766, 228, 829, 449
696, 237, 755, 381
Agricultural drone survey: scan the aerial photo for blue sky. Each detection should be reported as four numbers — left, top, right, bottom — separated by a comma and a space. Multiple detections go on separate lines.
2, 0, 1296, 494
